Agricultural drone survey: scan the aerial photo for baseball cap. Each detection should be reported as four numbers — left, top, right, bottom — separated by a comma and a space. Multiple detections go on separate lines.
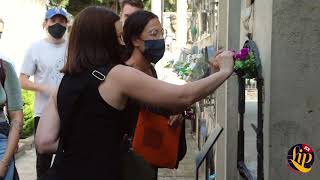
45, 8, 68, 20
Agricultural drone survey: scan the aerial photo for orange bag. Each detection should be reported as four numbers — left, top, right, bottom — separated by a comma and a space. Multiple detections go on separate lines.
132, 110, 181, 169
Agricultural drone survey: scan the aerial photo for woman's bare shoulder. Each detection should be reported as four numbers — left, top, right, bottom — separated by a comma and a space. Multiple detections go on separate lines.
108, 64, 141, 79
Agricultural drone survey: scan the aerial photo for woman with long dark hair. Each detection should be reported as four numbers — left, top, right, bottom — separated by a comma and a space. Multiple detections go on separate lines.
35, 6, 234, 180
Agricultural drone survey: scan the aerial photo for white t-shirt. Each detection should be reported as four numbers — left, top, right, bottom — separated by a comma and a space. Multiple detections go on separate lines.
20, 39, 67, 117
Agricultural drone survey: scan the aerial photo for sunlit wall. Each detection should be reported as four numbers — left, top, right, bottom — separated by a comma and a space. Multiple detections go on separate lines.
0, 0, 47, 70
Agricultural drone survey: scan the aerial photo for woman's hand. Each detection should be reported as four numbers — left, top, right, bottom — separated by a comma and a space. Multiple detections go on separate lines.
168, 114, 184, 128
210, 50, 234, 74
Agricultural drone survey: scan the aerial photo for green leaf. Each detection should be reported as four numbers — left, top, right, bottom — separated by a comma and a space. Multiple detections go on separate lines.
234, 60, 245, 70
183, 63, 191, 68
21, 90, 35, 139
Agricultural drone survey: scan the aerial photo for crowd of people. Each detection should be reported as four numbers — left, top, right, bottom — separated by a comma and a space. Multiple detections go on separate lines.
0, 0, 234, 179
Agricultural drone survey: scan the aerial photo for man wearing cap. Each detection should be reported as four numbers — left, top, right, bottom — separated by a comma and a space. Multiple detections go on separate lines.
19, 7, 68, 179
120, 0, 144, 24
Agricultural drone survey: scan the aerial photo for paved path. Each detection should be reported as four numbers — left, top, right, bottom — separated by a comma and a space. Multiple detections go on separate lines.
15, 128, 198, 180
158, 132, 197, 180
14, 101, 257, 180
16, 148, 37, 180
244, 101, 258, 179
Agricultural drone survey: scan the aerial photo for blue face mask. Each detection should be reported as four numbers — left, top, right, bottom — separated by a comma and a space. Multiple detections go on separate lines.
143, 39, 165, 64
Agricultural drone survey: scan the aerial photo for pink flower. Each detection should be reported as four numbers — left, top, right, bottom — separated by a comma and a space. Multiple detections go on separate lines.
241, 48, 249, 55
240, 54, 247, 60
235, 53, 242, 59
233, 48, 250, 61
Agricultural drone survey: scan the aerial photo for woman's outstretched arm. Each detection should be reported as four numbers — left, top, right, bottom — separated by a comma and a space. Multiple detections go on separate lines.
104, 51, 234, 113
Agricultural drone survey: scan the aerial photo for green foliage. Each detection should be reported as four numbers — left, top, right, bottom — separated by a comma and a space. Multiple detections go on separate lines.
50, 0, 70, 8
66, 0, 116, 15
164, 0, 176, 12
175, 62, 192, 77
143, 0, 151, 10
66, 0, 91, 15
172, 52, 211, 81
234, 52, 256, 78
140, 0, 175, 12
62, 0, 153, 15
21, 90, 35, 139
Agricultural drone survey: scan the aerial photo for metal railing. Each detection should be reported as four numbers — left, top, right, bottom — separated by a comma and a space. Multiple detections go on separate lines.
237, 40, 264, 180
195, 125, 223, 180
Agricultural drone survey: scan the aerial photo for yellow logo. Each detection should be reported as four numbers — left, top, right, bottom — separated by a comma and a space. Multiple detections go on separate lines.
287, 144, 314, 174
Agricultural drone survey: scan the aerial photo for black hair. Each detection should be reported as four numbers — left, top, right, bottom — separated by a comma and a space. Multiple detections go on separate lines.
122, 10, 158, 61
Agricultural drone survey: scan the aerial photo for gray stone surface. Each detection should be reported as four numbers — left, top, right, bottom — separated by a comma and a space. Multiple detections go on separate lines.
15, 126, 199, 180
251, 1, 273, 179
215, 0, 242, 179
16, 148, 37, 180
215, 0, 228, 179
268, 1, 320, 179
158, 133, 197, 180
253, 0, 320, 179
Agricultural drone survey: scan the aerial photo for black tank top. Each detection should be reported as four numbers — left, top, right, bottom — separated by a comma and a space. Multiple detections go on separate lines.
57, 67, 123, 180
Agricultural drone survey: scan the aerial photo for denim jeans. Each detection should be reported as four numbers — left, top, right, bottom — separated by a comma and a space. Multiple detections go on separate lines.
0, 133, 14, 180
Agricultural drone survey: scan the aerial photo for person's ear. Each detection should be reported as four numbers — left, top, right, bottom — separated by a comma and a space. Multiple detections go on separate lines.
42, 20, 47, 29
132, 37, 143, 47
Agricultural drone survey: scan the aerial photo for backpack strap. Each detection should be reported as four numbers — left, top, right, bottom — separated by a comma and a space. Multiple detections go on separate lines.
0, 59, 7, 114
0, 59, 6, 87
57, 65, 112, 147
90, 66, 111, 85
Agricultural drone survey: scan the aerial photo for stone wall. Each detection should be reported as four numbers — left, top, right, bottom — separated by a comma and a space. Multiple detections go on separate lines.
244, 0, 320, 179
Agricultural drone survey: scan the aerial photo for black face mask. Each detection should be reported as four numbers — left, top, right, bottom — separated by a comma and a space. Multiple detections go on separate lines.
48, 23, 66, 39
0, 32, 2, 39
142, 39, 166, 64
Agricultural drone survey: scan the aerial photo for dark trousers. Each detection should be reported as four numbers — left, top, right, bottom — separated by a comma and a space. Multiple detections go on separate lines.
153, 167, 158, 180
34, 117, 53, 179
